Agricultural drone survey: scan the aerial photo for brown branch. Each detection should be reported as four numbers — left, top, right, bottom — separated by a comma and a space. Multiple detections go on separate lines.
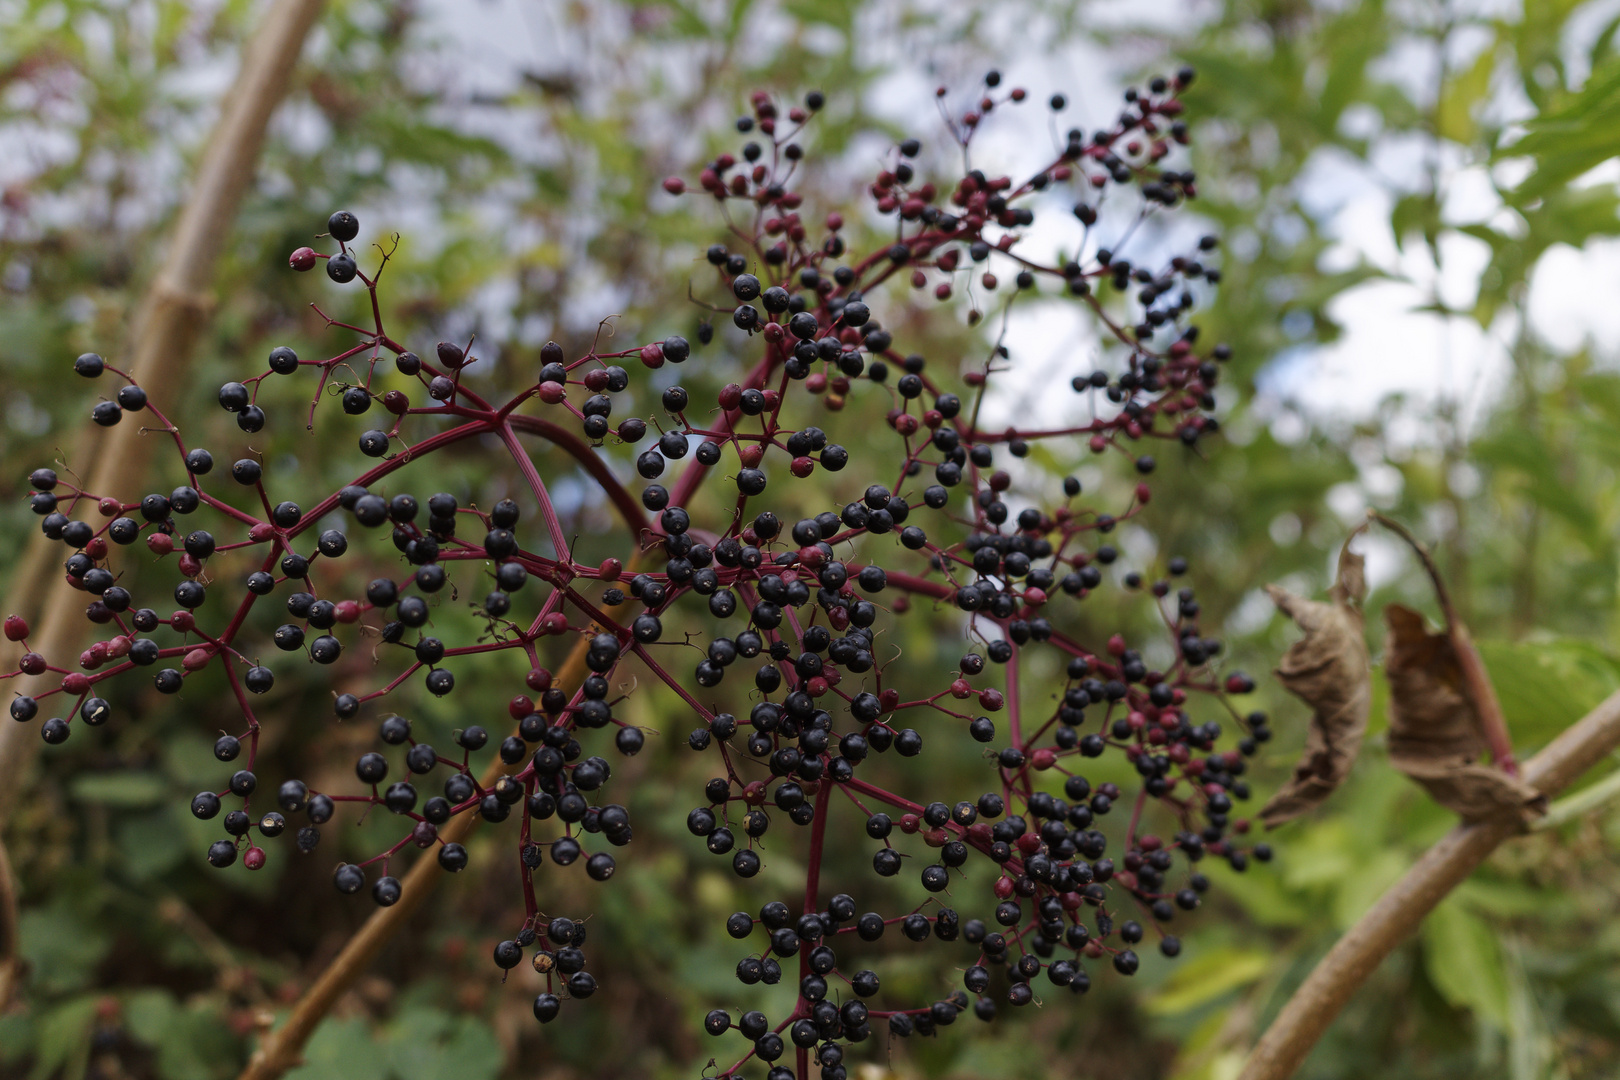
0, 833, 17, 1009
1368, 512, 1517, 773
0, 0, 328, 825
1238, 687, 1620, 1080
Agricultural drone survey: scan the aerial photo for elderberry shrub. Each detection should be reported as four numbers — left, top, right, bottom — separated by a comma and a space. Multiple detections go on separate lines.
5, 71, 1274, 1078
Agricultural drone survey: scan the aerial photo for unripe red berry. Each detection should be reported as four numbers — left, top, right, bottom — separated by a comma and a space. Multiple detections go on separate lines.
244, 846, 267, 870
147, 533, 174, 556
662, 177, 686, 195
62, 673, 90, 695
1225, 673, 1255, 694
289, 247, 317, 271
3, 615, 28, 642
98, 497, 121, 517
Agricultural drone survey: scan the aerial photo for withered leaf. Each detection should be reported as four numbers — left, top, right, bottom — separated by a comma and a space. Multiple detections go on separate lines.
1259, 545, 1373, 828
1384, 604, 1545, 823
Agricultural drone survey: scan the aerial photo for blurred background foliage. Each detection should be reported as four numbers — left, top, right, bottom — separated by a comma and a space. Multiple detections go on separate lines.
2, 1, 1620, 1079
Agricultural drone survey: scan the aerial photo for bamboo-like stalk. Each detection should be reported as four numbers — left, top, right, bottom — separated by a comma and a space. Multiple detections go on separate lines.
0, 0, 327, 823
236, 632, 598, 1080
0, 835, 17, 1008
1238, 688, 1620, 1080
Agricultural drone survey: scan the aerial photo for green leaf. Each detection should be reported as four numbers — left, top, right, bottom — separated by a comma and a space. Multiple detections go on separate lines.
1438, 40, 1498, 145
69, 770, 169, 807
1390, 193, 1440, 253
283, 1018, 386, 1080
122, 989, 179, 1049
114, 807, 189, 881
1423, 897, 1511, 1027
1505, 54, 1620, 200
0, 1012, 35, 1064
382, 1008, 501, 1080
1477, 637, 1620, 745
151, 1001, 243, 1080
29, 996, 97, 1080
17, 906, 112, 995
1144, 947, 1271, 1015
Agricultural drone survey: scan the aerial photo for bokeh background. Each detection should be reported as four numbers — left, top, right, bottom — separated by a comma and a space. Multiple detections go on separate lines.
3, 1, 1620, 1079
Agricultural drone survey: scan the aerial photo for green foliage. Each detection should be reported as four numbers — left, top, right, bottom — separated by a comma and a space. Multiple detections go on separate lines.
5, 1, 1620, 1078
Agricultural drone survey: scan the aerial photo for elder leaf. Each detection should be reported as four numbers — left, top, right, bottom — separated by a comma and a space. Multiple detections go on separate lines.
1383, 604, 1546, 823
1260, 544, 1372, 827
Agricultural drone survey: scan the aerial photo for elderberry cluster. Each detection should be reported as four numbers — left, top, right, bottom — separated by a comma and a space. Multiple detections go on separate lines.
4, 71, 1277, 1079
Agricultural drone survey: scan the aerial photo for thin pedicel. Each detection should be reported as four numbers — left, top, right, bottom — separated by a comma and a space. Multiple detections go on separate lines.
5, 70, 1272, 1080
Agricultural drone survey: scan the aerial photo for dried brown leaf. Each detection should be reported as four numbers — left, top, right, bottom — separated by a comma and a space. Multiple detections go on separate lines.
1384, 604, 1546, 823
1259, 545, 1372, 828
